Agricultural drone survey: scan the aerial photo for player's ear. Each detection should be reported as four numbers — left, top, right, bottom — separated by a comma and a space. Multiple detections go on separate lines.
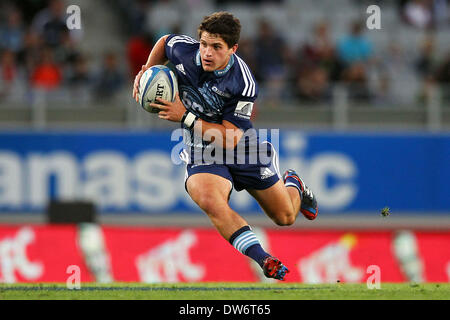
230, 43, 238, 54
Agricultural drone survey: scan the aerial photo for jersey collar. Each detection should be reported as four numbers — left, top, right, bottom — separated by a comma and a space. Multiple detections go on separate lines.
195, 50, 235, 77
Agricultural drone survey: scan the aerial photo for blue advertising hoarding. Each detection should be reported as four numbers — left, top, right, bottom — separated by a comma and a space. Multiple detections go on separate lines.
0, 130, 448, 215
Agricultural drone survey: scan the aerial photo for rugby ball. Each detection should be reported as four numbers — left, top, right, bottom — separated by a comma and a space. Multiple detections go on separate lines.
138, 65, 178, 113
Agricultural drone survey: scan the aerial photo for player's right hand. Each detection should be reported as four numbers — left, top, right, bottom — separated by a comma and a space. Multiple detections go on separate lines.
132, 65, 149, 102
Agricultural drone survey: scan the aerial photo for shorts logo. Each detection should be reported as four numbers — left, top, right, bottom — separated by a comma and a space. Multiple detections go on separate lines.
260, 167, 275, 180
234, 101, 253, 120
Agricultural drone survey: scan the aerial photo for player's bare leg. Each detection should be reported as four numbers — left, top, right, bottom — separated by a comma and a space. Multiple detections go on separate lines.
186, 173, 247, 239
247, 180, 299, 226
186, 172, 288, 280
245, 171, 318, 280
248, 170, 318, 224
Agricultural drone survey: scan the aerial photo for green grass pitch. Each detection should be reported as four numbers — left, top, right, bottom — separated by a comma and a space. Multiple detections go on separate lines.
0, 282, 449, 300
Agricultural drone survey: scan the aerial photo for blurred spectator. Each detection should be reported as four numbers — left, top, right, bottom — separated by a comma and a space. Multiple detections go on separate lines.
292, 22, 338, 104
300, 22, 339, 80
31, 0, 70, 48
337, 21, 373, 67
127, 33, 153, 78
0, 0, 447, 112
414, 34, 443, 105
7, 0, 47, 25
30, 47, 62, 90
94, 52, 125, 101
341, 62, 372, 103
435, 52, 450, 83
54, 29, 81, 66
294, 66, 331, 104
434, 52, 450, 102
402, 0, 433, 29
17, 30, 42, 76
0, 50, 18, 101
123, 0, 151, 34
67, 54, 92, 105
417, 73, 438, 104
0, 7, 25, 53
0, 51, 17, 87
337, 21, 374, 103
67, 55, 90, 86
415, 34, 437, 78
431, 0, 449, 28
253, 19, 292, 104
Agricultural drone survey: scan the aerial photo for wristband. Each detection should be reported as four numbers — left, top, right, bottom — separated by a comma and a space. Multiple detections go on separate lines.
182, 111, 198, 129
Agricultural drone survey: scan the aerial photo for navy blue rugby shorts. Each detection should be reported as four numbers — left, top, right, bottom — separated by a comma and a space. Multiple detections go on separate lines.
180, 141, 281, 194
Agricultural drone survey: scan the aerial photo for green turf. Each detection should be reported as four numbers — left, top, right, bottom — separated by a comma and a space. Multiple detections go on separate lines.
0, 282, 449, 300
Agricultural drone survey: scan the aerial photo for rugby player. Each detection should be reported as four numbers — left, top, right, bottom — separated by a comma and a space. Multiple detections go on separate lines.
132, 12, 318, 280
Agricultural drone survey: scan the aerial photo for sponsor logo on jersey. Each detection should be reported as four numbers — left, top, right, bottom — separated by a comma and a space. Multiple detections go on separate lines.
211, 86, 231, 98
234, 101, 253, 119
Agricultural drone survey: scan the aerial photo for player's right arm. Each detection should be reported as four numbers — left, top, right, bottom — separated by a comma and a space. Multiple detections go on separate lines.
132, 35, 169, 102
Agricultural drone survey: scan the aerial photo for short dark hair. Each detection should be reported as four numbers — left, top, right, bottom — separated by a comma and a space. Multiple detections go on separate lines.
197, 12, 241, 48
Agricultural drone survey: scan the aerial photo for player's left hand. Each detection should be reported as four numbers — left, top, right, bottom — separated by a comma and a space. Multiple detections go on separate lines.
150, 93, 186, 122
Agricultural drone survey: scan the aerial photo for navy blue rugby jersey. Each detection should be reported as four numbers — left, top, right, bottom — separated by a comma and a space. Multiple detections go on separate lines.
165, 34, 262, 164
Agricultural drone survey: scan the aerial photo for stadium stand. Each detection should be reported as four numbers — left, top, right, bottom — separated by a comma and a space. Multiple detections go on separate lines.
0, 0, 448, 129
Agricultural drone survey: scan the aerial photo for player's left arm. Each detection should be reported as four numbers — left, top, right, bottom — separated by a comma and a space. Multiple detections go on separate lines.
150, 95, 243, 149
132, 35, 169, 102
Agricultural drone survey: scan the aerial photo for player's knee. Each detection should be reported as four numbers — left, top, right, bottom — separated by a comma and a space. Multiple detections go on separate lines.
195, 194, 221, 217
274, 212, 296, 226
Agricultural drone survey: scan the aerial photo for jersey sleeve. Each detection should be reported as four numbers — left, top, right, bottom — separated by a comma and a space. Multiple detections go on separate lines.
221, 57, 259, 131
165, 34, 199, 65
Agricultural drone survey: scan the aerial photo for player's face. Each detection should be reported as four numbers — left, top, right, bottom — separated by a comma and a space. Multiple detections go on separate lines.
199, 32, 237, 72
